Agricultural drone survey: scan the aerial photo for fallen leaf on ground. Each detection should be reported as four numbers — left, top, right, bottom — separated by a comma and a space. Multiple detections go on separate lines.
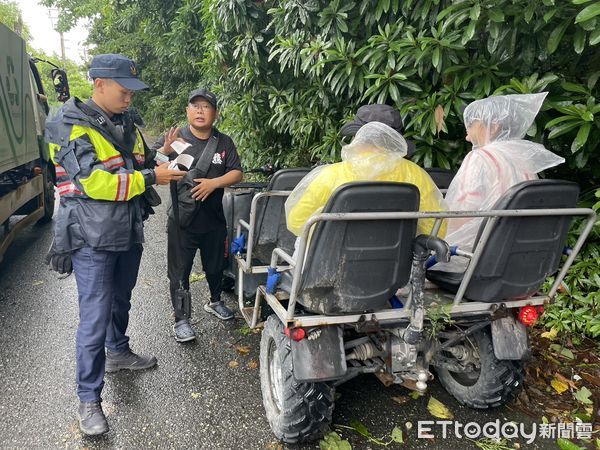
32, 280, 44, 286
549, 344, 575, 360
427, 396, 454, 419
392, 396, 410, 405
409, 391, 420, 400
235, 345, 251, 355
581, 372, 600, 388
551, 378, 569, 394
248, 360, 258, 369
555, 372, 577, 389
264, 442, 284, 450
189, 272, 206, 284
319, 431, 352, 450
228, 360, 239, 369
574, 386, 593, 405
541, 328, 558, 340
556, 438, 586, 450
391, 426, 403, 444
191, 392, 200, 399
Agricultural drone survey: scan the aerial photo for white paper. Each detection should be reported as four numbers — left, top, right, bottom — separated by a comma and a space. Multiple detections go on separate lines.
170, 140, 192, 155
168, 153, 194, 170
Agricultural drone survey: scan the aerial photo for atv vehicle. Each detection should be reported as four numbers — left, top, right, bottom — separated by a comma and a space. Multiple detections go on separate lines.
232, 178, 595, 443
223, 166, 454, 302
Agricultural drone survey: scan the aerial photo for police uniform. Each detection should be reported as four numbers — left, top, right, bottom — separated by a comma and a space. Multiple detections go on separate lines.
45, 55, 158, 410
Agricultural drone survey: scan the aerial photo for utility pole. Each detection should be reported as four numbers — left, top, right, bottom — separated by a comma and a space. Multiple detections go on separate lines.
59, 31, 66, 65
15, 13, 23, 37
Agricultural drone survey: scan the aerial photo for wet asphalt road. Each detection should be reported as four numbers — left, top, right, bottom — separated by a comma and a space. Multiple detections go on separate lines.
0, 186, 553, 450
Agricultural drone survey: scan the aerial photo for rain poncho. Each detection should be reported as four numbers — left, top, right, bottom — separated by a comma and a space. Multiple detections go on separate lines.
285, 122, 447, 237
444, 93, 565, 252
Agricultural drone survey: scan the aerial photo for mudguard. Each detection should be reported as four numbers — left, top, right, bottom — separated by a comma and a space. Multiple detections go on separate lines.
491, 315, 531, 360
291, 325, 347, 382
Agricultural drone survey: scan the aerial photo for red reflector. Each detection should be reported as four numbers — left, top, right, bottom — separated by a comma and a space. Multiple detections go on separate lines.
284, 327, 306, 341
518, 306, 538, 327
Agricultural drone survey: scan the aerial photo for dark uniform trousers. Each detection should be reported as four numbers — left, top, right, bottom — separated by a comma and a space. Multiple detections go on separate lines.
71, 244, 143, 402
167, 218, 227, 322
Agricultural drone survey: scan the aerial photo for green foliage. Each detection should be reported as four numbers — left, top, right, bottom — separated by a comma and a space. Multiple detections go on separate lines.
43, 0, 600, 184
542, 188, 600, 339
0, 1, 91, 105
0, 0, 30, 41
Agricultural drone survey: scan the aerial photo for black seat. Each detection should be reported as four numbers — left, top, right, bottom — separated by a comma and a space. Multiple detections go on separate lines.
427, 180, 579, 302
253, 168, 310, 263
294, 182, 419, 315
425, 168, 455, 190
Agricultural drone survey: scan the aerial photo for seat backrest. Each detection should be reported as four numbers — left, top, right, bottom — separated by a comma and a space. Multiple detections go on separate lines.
297, 182, 419, 315
253, 168, 311, 261
425, 168, 456, 190
466, 179, 579, 302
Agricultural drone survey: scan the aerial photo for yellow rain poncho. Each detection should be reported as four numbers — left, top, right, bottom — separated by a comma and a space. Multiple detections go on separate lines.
285, 122, 447, 237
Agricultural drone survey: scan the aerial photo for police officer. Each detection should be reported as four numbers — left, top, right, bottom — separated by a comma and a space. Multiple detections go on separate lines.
152, 89, 243, 342
45, 54, 185, 435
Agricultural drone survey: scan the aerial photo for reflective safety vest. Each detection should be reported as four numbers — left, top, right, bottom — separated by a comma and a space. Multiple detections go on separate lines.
49, 125, 147, 202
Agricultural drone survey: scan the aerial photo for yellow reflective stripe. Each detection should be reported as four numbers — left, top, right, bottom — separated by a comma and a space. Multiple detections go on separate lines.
134, 130, 145, 155
48, 143, 60, 164
69, 125, 121, 161
80, 170, 145, 201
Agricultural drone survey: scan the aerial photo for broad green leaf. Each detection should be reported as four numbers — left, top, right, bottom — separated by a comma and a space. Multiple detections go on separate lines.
391, 426, 404, 443
548, 121, 582, 139
572, 122, 592, 152
562, 81, 589, 94
462, 20, 476, 44
575, 2, 600, 23
556, 438, 586, 450
320, 432, 352, 450
432, 47, 441, 70
547, 20, 570, 54
470, 2, 481, 20
590, 28, 600, 45
574, 386, 593, 404
488, 9, 504, 23
349, 420, 371, 438
549, 343, 576, 359
574, 27, 586, 53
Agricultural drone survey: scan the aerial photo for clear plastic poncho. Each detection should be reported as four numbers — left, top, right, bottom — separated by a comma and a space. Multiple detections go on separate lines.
444, 93, 565, 253
285, 121, 446, 237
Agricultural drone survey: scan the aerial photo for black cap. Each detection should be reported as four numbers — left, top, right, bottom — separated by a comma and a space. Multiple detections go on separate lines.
188, 88, 218, 109
88, 54, 149, 91
341, 104, 415, 156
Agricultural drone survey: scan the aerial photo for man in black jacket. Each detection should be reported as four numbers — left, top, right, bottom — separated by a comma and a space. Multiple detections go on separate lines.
153, 89, 243, 343
45, 54, 184, 435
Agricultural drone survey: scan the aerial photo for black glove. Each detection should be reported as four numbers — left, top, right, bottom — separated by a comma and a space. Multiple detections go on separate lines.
45, 240, 73, 275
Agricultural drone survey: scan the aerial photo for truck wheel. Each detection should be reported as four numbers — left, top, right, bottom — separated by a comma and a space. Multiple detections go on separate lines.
260, 315, 335, 443
38, 164, 55, 223
436, 328, 523, 409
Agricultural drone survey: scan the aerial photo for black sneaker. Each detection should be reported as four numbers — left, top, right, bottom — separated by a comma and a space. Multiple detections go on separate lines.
105, 349, 157, 373
78, 401, 109, 436
173, 319, 197, 343
203, 301, 234, 320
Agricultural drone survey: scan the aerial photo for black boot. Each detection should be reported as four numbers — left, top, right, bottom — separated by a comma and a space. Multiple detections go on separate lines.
78, 401, 109, 436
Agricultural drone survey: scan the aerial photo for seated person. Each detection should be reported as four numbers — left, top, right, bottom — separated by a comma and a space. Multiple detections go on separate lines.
444, 93, 565, 253
285, 121, 446, 240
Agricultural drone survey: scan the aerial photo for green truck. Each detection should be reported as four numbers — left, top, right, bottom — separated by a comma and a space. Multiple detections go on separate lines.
0, 23, 69, 262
